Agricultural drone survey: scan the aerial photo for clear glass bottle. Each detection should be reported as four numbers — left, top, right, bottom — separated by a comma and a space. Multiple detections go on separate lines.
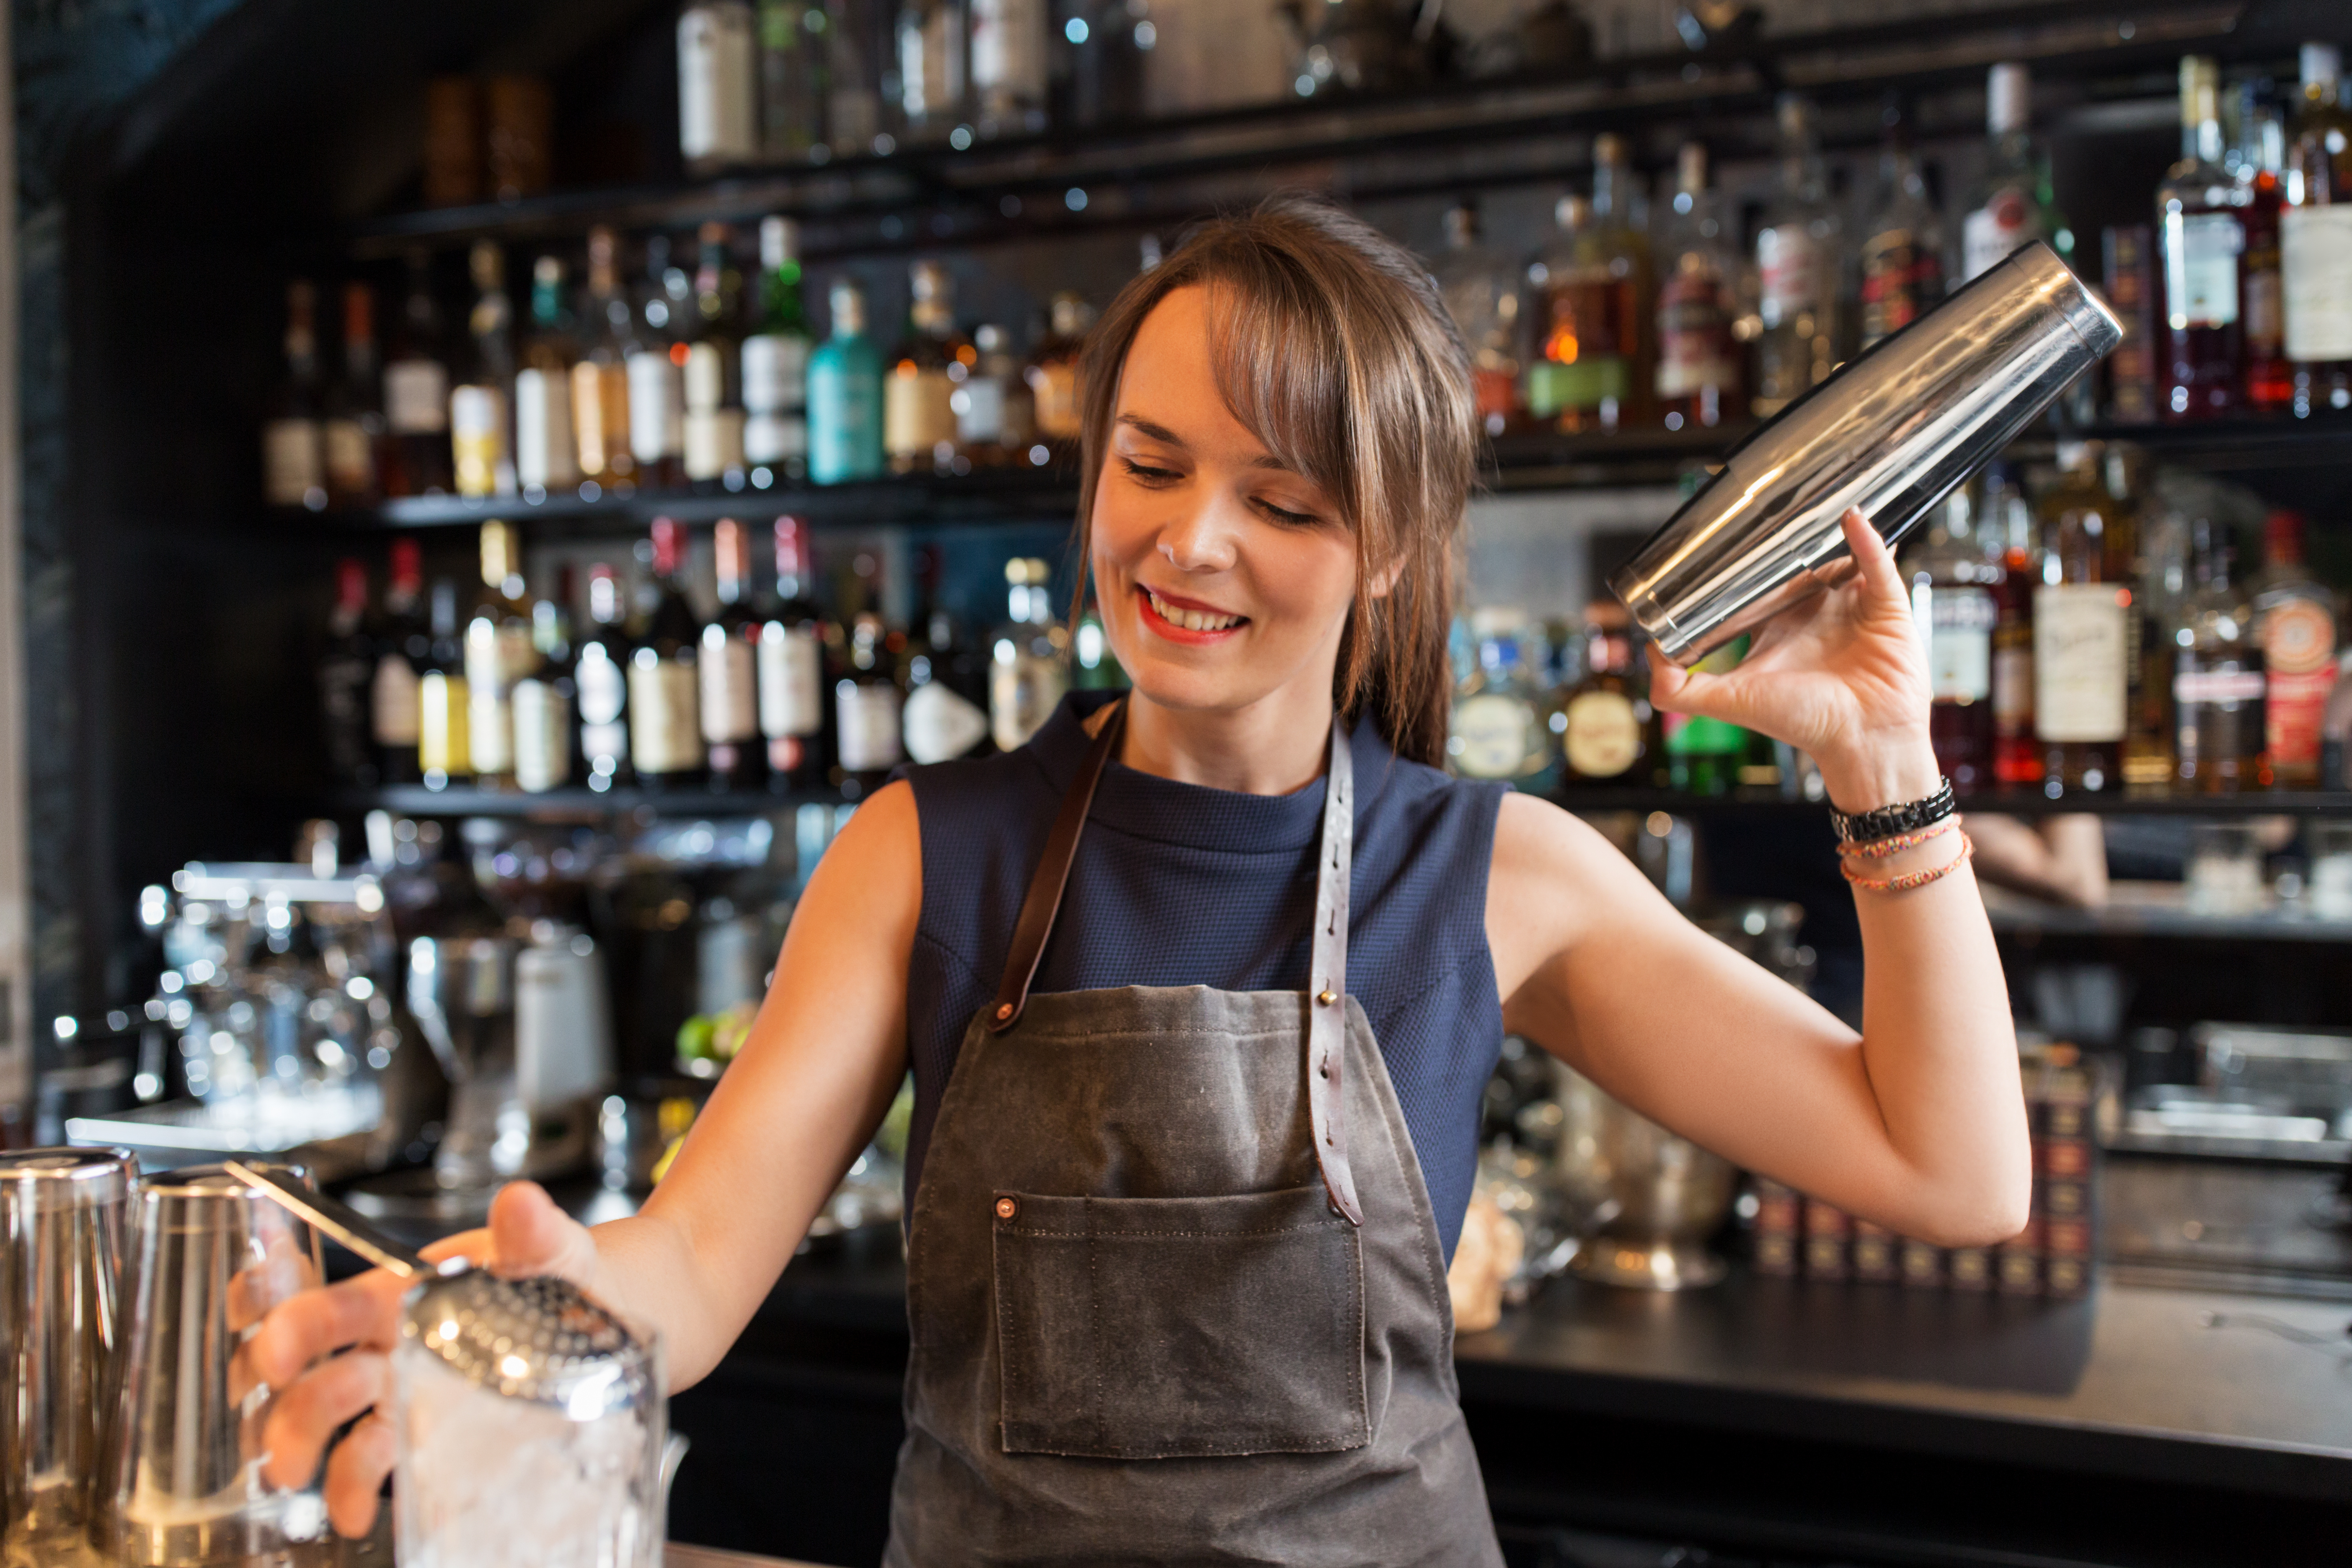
742, 216, 812, 479
680, 0, 760, 172
2233, 82, 2293, 413
894, 0, 969, 142
571, 226, 637, 491
825, 0, 887, 156
514, 255, 581, 493
382, 251, 455, 498
1653, 142, 1743, 431
970, 0, 1047, 136
903, 580, 992, 764
2251, 508, 2339, 788
1906, 491, 1998, 793
2033, 443, 2130, 796
1527, 197, 1618, 433
701, 519, 766, 790
952, 322, 1030, 462
631, 517, 708, 789
450, 240, 516, 499
463, 520, 542, 789
759, 517, 831, 788
809, 278, 886, 483
2157, 56, 2246, 422
511, 565, 576, 795
1430, 200, 1525, 437
262, 279, 326, 509
2171, 519, 2269, 793
625, 235, 690, 489
1447, 612, 1551, 783
989, 557, 1068, 752
1752, 95, 1843, 418
885, 260, 971, 473
683, 222, 747, 485
418, 579, 473, 788
2120, 450, 2185, 795
1960, 62, 2071, 282
1858, 98, 1945, 351
2283, 42, 2352, 416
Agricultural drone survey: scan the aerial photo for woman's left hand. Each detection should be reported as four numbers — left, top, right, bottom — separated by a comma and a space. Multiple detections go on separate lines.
1647, 507, 1939, 812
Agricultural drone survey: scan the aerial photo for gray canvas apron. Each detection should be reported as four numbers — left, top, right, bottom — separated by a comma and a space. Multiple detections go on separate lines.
885, 700, 1504, 1567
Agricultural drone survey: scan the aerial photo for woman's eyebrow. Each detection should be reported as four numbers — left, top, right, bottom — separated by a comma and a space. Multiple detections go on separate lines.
1115, 413, 1186, 447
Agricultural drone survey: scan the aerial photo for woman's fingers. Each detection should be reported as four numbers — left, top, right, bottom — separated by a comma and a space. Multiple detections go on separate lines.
484, 1180, 598, 1283
323, 1409, 400, 1540
246, 1269, 410, 1390
1839, 506, 1907, 607
260, 1346, 393, 1491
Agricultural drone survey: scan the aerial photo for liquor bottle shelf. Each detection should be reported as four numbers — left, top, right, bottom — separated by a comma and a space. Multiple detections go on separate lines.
337, 781, 2352, 824
339, 0, 2254, 262
269, 413, 2352, 535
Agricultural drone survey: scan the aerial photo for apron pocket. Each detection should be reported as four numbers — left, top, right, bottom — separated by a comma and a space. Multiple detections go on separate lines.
992, 1184, 1369, 1459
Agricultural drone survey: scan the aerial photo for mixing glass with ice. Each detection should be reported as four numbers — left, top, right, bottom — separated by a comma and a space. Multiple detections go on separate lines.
222, 1165, 667, 1568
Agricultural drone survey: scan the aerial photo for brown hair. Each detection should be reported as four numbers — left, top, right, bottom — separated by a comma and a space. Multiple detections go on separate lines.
1072, 193, 1476, 768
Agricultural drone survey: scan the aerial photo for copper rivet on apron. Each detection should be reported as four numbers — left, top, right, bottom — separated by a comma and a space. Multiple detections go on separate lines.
994, 1197, 1017, 1220
995, 1002, 1014, 1020
1317, 989, 1338, 1005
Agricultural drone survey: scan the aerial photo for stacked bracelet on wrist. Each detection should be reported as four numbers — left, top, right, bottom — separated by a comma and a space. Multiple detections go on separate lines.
1827, 776, 1957, 846
1841, 833, 1974, 893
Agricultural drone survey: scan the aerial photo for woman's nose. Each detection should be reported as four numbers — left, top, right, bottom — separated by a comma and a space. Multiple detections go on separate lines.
1157, 493, 1244, 573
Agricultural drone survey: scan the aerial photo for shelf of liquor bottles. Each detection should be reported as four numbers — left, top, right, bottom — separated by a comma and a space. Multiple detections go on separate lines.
335, 780, 2352, 823
271, 412, 2352, 536
339, 0, 2254, 262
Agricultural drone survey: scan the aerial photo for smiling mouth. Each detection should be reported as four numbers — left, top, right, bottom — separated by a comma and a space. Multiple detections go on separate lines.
1140, 586, 1248, 633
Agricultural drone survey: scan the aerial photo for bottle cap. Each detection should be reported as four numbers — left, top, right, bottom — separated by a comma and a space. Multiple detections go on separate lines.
761, 215, 799, 271
829, 279, 868, 336
1987, 62, 2030, 135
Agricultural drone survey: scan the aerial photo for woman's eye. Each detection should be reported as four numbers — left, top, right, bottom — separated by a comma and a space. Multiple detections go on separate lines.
1120, 457, 1181, 484
1256, 497, 1319, 527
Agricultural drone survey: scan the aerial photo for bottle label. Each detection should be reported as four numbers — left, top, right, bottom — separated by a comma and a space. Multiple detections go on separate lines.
465, 676, 513, 776
2165, 212, 2242, 329
2245, 265, 2284, 355
679, 2, 759, 161
952, 377, 1007, 444
2281, 206, 2352, 361
837, 681, 905, 771
1962, 188, 2039, 281
514, 367, 580, 489
1859, 228, 1937, 346
263, 419, 323, 506
511, 679, 572, 792
450, 384, 508, 498
757, 624, 824, 737
2262, 596, 2338, 770
324, 418, 375, 494
990, 652, 1067, 752
1563, 690, 1639, 779
683, 408, 747, 479
1757, 225, 1819, 327
969, 0, 1047, 103
1993, 641, 2035, 733
626, 351, 687, 461
372, 654, 421, 746
884, 366, 957, 459
1655, 274, 1737, 398
576, 645, 627, 726
744, 411, 808, 465
384, 360, 450, 435
1925, 586, 1996, 702
699, 630, 760, 743
2032, 585, 2128, 743
571, 360, 628, 479
419, 670, 471, 775
741, 332, 810, 414
629, 656, 706, 774
1028, 362, 1080, 439
904, 680, 990, 764
1450, 693, 1539, 778
809, 354, 883, 481
2172, 668, 2267, 704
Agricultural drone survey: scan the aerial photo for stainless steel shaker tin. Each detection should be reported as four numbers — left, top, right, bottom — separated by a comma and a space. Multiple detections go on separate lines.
1, 1147, 137, 1558
1609, 241, 2122, 666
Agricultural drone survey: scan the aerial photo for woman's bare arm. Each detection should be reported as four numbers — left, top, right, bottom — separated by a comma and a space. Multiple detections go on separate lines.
1486, 511, 2030, 1248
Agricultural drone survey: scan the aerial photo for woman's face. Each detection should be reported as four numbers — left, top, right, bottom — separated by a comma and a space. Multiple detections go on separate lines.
1089, 286, 1359, 721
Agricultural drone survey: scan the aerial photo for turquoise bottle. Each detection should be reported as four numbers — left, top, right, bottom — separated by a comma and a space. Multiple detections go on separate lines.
808, 278, 884, 483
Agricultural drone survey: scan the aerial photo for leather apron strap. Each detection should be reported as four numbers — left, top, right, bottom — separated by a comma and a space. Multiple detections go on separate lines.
986, 699, 1365, 1227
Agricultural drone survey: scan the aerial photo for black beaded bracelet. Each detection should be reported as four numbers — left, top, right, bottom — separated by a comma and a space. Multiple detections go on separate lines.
1829, 776, 1957, 846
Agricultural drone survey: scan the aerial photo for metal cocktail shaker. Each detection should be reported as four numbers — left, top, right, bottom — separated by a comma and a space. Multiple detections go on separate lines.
1610, 241, 2122, 666
1, 1147, 137, 1561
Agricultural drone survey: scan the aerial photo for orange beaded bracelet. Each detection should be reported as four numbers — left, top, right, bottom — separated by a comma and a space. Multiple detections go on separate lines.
1840, 832, 1974, 894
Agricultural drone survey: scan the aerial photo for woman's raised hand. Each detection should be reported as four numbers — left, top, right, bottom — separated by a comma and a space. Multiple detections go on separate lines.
1647, 506, 1940, 811
248, 1180, 602, 1538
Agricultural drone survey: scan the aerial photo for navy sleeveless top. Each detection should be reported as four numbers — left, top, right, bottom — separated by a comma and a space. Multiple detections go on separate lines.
899, 691, 1509, 1260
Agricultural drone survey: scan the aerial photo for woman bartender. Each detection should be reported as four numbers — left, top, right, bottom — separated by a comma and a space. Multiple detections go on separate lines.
252, 197, 2028, 1565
